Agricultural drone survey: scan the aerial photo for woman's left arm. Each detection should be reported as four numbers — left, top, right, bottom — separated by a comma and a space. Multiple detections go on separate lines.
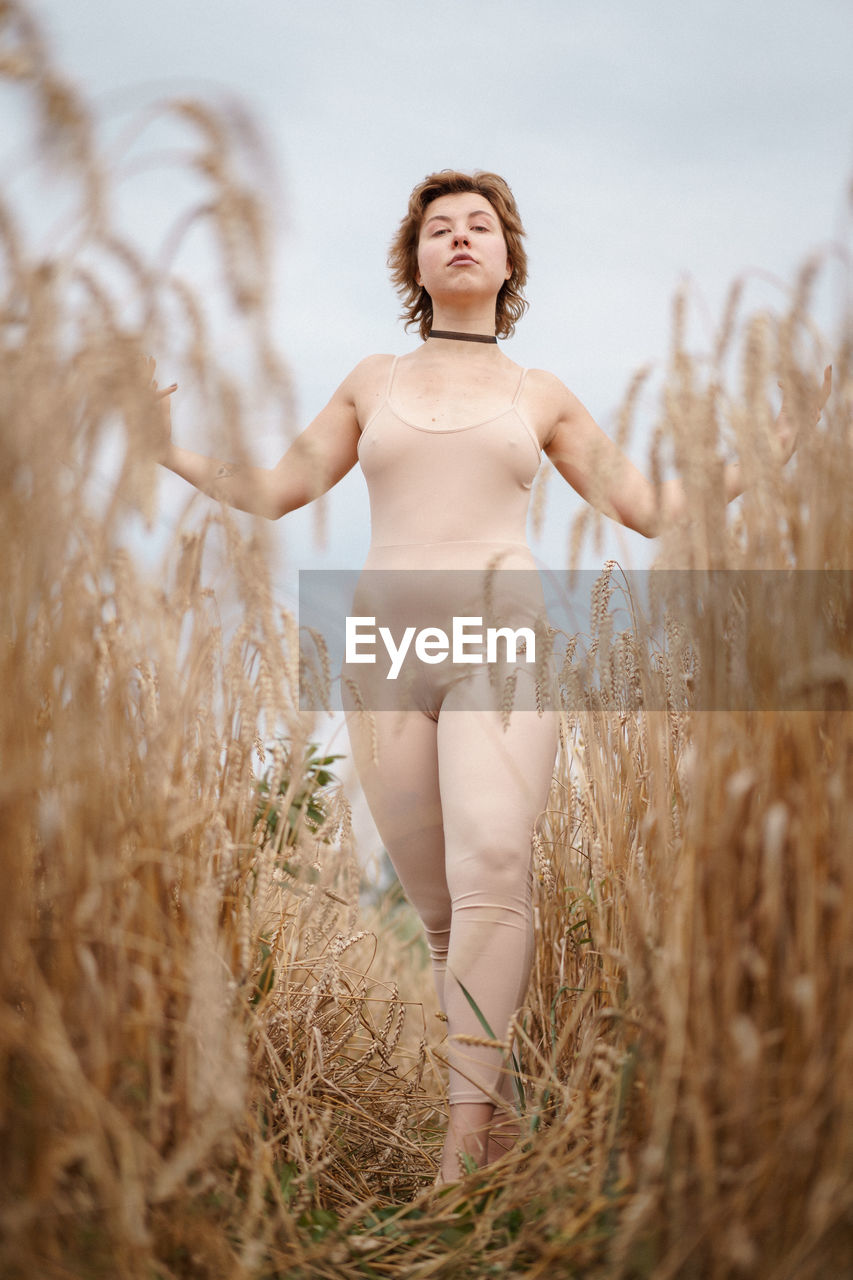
541, 365, 831, 540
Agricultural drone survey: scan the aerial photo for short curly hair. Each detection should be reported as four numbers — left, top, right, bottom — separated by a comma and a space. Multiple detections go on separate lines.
387, 170, 528, 341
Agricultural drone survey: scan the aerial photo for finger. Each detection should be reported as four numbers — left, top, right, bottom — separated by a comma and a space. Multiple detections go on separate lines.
155, 383, 178, 399
809, 366, 832, 421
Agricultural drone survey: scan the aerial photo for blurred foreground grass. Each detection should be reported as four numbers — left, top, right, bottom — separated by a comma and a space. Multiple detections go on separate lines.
1, 4, 851, 1276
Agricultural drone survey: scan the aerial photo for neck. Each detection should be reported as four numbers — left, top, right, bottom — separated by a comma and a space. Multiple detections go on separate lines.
429, 301, 498, 339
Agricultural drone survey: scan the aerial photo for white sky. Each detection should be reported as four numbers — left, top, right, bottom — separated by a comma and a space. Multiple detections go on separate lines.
7, 0, 851, 582
6, 1, 853, 841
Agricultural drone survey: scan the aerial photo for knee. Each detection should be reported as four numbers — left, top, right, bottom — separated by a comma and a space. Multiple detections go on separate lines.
446, 833, 533, 908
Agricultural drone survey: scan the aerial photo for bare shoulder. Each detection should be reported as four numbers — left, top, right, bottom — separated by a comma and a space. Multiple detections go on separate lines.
338, 352, 395, 394
522, 368, 585, 448
339, 353, 396, 427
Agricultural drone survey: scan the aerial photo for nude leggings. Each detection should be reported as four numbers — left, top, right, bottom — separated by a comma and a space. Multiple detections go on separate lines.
346, 681, 558, 1107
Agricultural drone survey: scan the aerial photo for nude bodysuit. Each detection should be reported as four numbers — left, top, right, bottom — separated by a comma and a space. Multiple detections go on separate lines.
346, 355, 559, 1108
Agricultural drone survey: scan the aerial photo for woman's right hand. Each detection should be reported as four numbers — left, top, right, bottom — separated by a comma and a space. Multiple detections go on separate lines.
147, 356, 178, 463
147, 354, 365, 519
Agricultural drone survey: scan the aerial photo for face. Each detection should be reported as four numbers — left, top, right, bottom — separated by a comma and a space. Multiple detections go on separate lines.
415, 191, 512, 300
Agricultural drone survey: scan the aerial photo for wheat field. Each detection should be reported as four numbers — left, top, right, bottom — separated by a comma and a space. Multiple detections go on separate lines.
1, 4, 851, 1277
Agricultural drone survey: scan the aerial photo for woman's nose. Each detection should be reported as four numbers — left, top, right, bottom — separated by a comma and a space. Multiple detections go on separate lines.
452, 231, 470, 247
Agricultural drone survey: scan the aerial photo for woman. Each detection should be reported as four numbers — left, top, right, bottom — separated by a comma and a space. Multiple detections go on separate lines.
155, 169, 821, 1183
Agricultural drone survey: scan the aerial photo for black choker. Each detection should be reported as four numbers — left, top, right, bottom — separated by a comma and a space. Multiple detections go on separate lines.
428, 329, 497, 345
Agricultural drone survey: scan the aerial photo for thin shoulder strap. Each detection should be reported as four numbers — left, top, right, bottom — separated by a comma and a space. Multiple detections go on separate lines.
361, 355, 399, 437
383, 354, 400, 400
511, 367, 541, 458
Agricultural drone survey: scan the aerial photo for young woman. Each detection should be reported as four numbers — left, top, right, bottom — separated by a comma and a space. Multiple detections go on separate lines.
155, 170, 822, 1184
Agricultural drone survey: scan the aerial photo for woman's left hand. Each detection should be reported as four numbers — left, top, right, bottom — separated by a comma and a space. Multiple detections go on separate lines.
776, 363, 832, 461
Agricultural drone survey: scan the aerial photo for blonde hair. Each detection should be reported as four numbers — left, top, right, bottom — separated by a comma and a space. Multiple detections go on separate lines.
388, 169, 529, 341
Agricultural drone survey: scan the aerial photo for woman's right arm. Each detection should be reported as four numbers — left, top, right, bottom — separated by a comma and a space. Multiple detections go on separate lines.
157, 361, 370, 520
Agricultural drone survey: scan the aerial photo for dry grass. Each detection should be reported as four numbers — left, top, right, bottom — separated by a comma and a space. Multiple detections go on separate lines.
1, 4, 852, 1276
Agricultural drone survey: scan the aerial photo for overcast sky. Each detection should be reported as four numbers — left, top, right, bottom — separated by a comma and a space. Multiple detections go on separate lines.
7, 0, 851, 582
7, 0, 851, 852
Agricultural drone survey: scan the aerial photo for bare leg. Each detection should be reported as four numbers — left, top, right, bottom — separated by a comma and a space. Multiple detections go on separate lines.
486, 1065, 523, 1164
438, 1102, 494, 1183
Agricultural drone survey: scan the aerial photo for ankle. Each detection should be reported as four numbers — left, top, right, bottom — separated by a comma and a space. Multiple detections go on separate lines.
486, 1108, 522, 1163
441, 1101, 494, 1178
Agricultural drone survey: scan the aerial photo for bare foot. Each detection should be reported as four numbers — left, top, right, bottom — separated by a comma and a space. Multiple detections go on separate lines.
486, 1109, 522, 1164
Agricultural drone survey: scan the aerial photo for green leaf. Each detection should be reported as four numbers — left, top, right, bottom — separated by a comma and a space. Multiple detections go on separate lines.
450, 970, 526, 1113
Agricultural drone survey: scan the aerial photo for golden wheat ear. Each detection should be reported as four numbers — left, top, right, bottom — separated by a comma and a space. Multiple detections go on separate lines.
4, 0, 851, 1271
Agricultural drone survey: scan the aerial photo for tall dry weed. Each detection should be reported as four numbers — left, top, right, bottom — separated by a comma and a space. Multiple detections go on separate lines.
1, 3, 852, 1277
0, 5, 435, 1276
